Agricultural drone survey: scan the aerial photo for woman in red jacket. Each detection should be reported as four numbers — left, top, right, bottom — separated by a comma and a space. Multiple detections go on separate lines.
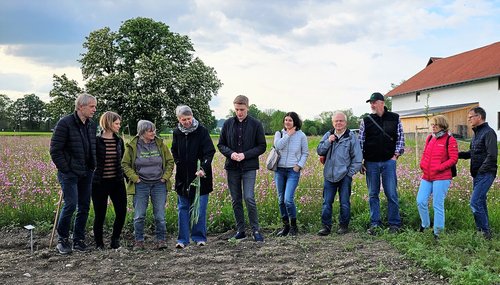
417, 115, 458, 239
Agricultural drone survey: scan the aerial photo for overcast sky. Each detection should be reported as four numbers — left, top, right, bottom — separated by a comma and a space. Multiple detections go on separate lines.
1, 0, 499, 120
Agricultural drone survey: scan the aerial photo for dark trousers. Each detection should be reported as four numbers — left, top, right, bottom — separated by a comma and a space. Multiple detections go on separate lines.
91, 178, 127, 244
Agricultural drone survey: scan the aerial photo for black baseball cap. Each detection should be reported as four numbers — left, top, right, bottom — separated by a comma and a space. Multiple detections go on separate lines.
366, 92, 385, 103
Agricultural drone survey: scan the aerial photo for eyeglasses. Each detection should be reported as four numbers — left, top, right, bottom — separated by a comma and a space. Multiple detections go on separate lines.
467, 114, 479, 120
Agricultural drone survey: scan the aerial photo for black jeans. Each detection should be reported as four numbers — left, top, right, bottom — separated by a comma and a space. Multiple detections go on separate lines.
91, 178, 127, 243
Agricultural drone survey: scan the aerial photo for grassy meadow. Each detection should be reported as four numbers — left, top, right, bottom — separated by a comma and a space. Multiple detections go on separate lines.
0, 134, 499, 284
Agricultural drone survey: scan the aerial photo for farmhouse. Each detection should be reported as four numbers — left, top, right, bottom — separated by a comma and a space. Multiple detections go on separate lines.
386, 41, 500, 140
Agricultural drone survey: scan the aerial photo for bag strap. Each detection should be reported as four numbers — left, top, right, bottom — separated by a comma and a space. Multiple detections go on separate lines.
367, 115, 393, 141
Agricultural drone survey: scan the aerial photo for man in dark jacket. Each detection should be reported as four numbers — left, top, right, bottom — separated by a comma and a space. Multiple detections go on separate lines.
50, 93, 97, 254
217, 95, 267, 242
359, 92, 405, 235
458, 107, 497, 240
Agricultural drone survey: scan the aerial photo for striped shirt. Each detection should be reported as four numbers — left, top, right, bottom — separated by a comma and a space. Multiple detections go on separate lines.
102, 138, 118, 179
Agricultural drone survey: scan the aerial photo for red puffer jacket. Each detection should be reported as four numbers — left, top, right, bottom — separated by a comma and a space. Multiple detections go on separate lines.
420, 133, 458, 181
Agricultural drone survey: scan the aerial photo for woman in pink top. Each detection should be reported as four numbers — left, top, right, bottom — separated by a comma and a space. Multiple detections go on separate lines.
417, 115, 458, 239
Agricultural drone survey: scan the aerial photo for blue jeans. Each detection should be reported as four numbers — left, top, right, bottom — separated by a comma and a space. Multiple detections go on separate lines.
274, 167, 300, 219
227, 169, 260, 232
321, 176, 352, 227
57, 170, 93, 241
177, 194, 209, 245
365, 159, 401, 227
133, 182, 167, 241
470, 173, 495, 232
416, 179, 451, 235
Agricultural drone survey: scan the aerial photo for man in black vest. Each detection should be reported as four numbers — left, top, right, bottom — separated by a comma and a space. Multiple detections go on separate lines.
359, 92, 405, 235
50, 93, 97, 254
458, 107, 497, 240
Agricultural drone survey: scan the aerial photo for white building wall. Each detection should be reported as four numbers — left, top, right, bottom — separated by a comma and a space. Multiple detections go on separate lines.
392, 78, 500, 140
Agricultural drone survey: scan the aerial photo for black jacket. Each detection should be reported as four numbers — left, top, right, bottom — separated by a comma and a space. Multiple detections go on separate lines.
50, 112, 97, 177
93, 132, 125, 184
458, 122, 498, 177
171, 125, 216, 197
217, 116, 266, 171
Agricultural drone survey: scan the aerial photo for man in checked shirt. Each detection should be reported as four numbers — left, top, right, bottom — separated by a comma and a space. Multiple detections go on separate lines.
359, 92, 405, 235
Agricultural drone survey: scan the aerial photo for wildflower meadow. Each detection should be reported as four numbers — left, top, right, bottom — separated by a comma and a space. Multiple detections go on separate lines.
0, 134, 499, 284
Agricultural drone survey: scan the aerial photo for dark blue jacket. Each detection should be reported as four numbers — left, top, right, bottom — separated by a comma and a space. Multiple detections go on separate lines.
459, 122, 498, 177
50, 112, 97, 177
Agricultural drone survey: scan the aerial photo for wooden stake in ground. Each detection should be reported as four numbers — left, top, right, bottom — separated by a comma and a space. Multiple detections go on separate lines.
49, 189, 63, 249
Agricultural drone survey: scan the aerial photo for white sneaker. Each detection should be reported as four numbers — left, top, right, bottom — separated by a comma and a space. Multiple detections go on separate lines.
196, 241, 206, 246
175, 243, 185, 249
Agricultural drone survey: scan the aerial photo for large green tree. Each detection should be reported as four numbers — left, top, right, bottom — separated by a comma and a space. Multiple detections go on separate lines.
79, 17, 222, 133
9, 94, 47, 131
46, 74, 83, 124
0, 94, 13, 130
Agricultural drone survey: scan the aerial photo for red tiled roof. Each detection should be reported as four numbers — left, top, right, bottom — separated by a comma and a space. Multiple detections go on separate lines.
387, 41, 500, 97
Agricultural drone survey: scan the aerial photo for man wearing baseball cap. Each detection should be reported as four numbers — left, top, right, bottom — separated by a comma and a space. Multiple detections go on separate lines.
359, 92, 405, 235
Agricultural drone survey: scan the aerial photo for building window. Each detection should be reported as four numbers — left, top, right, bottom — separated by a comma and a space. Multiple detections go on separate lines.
416, 91, 421, 102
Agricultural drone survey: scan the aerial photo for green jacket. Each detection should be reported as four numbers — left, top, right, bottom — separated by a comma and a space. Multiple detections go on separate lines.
122, 136, 174, 195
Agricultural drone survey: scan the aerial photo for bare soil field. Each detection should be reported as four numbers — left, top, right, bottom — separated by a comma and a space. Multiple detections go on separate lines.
0, 227, 448, 284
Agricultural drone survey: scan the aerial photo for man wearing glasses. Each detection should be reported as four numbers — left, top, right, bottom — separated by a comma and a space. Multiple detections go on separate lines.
459, 107, 497, 240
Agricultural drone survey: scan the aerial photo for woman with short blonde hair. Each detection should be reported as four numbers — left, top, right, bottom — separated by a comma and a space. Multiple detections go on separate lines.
92, 111, 126, 249
417, 115, 458, 239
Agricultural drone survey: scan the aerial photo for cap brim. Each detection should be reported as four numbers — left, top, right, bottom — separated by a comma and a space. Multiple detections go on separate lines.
366, 99, 372, 103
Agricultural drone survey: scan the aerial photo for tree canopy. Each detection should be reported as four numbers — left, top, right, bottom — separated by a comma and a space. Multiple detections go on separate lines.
79, 17, 222, 133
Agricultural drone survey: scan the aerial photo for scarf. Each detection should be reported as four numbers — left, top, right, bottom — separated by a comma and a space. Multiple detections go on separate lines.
432, 130, 447, 138
178, 117, 199, 134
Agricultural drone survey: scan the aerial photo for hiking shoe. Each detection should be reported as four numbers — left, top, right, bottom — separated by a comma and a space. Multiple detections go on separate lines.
73, 240, 88, 252
133, 240, 145, 251
337, 226, 348, 235
56, 239, 72, 254
229, 231, 246, 241
95, 243, 105, 250
175, 243, 185, 249
367, 226, 380, 236
483, 230, 492, 240
317, 225, 331, 236
157, 240, 167, 250
110, 238, 121, 249
389, 226, 401, 234
253, 231, 264, 242
196, 241, 206, 246
419, 225, 425, 232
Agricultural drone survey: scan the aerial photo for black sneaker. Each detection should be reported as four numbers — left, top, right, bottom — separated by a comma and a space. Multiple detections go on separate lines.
367, 226, 380, 236
389, 226, 400, 234
317, 225, 331, 236
483, 230, 492, 240
56, 239, 72, 254
110, 238, 121, 249
73, 240, 88, 252
229, 231, 246, 241
337, 225, 348, 235
253, 231, 264, 242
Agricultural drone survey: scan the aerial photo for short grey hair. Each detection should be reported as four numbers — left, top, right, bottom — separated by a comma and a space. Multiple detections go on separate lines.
137, 120, 156, 138
175, 105, 193, 117
332, 111, 347, 121
74, 93, 97, 111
